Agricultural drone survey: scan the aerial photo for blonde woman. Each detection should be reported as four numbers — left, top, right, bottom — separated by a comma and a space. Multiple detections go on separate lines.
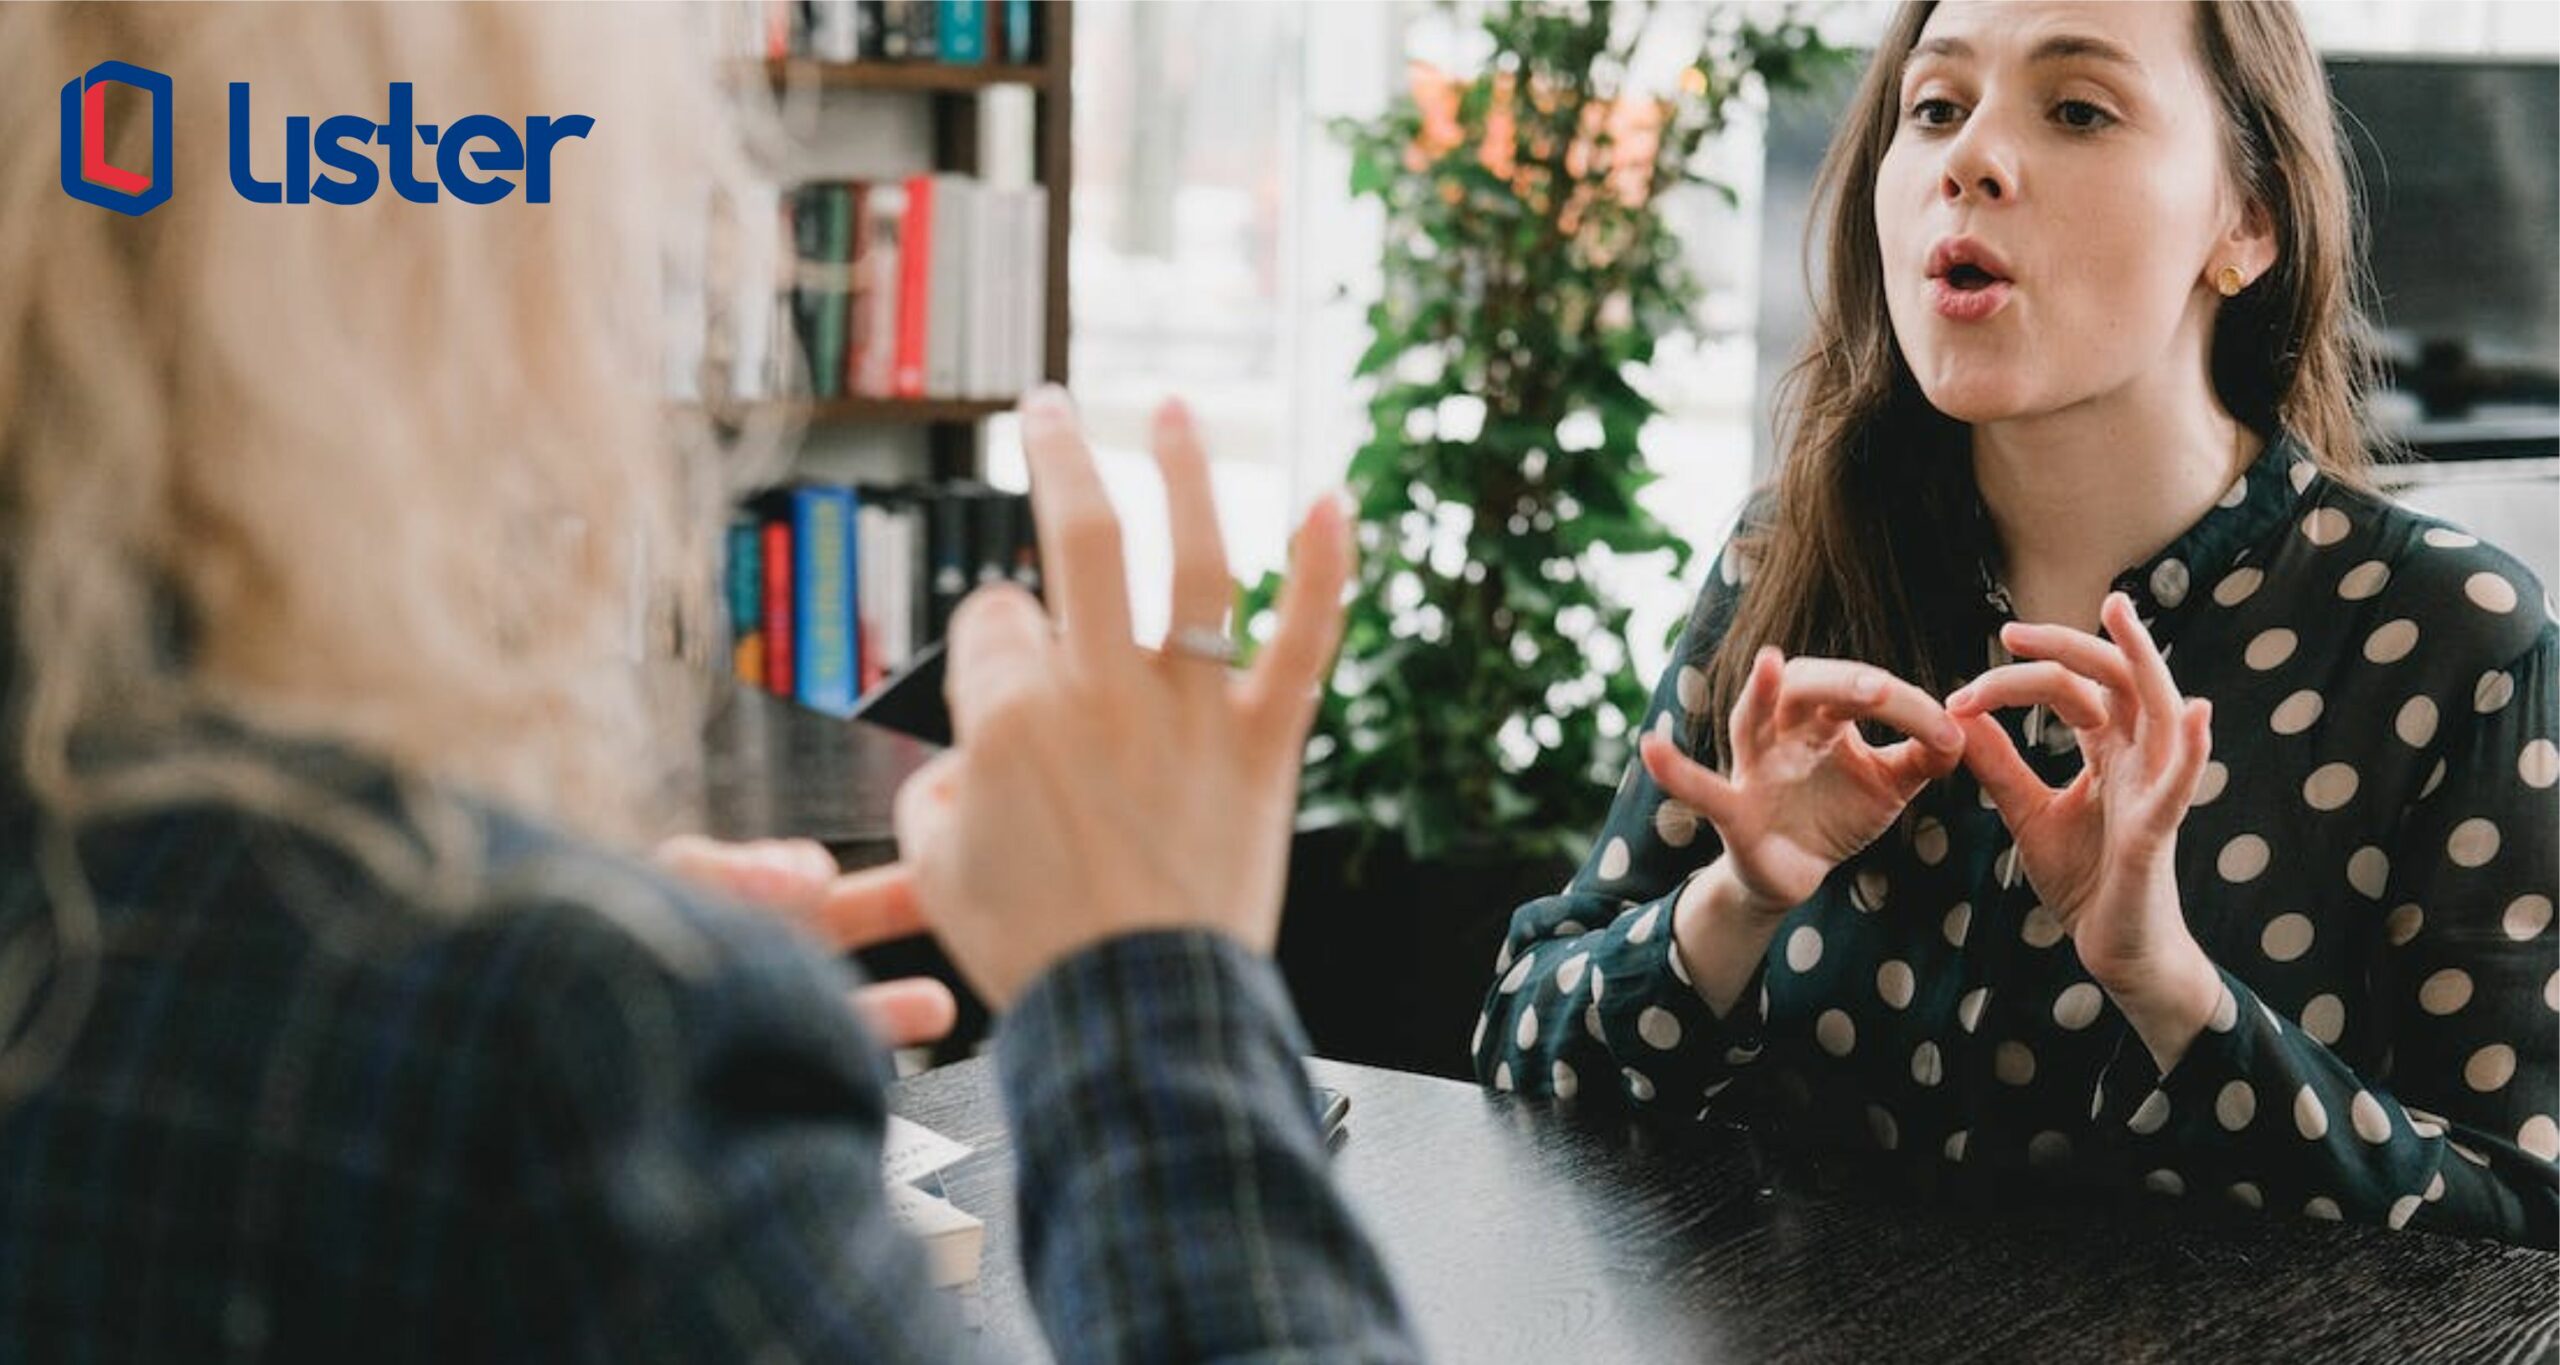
0, 5, 1417, 1360
1477, 0, 2557, 1245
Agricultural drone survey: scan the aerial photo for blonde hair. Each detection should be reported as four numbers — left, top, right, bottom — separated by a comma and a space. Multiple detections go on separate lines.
0, 4, 783, 1091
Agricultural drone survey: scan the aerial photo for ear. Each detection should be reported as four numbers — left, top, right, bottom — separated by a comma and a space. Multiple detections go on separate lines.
2214, 195, 2280, 286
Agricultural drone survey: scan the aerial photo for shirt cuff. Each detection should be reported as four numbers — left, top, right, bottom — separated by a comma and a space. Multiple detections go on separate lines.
1584, 872, 1771, 1113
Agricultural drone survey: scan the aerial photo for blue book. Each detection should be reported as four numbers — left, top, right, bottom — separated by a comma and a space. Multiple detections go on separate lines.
937, 0, 984, 63
791, 485, 859, 716
725, 518, 766, 686
1004, 0, 1033, 62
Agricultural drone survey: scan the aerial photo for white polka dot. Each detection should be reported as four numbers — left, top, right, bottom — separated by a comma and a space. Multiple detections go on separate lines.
1626, 903, 1661, 943
1553, 954, 1589, 995
2465, 1044, 2516, 1092
2337, 560, 2390, 600
2505, 895, 2554, 941
2270, 690, 2323, 735
2350, 1091, 2392, 1144
2258, 914, 2313, 963
2547, 969, 2559, 1012
1995, 1041, 2037, 1086
2028, 1131, 2072, 1168
1912, 818, 1949, 866
1637, 1006, 1682, 1050
2521, 740, 2560, 789
2300, 507, 2351, 546
2208, 987, 2239, 1033
2422, 759, 2447, 798
2129, 1089, 2172, 1135
2408, 1108, 2447, 1140
2218, 835, 2271, 883
1783, 926, 1824, 974
1852, 868, 1890, 913
1597, 837, 1632, 882
2290, 459, 2318, 493
2021, 904, 2066, 949
1623, 1067, 1655, 1102
1957, 987, 1989, 1033
2051, 983, 2103, 1031
2447, 819, 2500, 868
2150, 559, 2190, 607
1944, 1130, 1970, 1162
2347, 847, 2390, 900
2295, 1086, 2330, 1140
2217, 1080, 2258, 1131
2214, 566, 2265, 606
2191, 761, 2228, 807
1994, 845, 2021, 886
2302, 763, 2359, 811
2219, 475, 2249, 508
2418, 968, 2473, 1015
1516, 1008, 1540, 1050
2475, 670, 2516, 713
1676, 665, 1709, 715
1816, 1009, 1857, 1057
2144, 1168, 2186, 1197
1911, 1041, 1944, 1087
2301, 994, 2345, 1045
2305, 1196, 2342, 1221
2363, 619, 2419, 664
2423, 526, 2477, 549
1551, 1060, 1579, 1100
2464, 572, 2520, 614
2385, 903, 2424, 946
1556, 920, 1587, 938
1652, 800, 1700, 848
1500, 953, 1537, 994
2227, 1181, 2264, 1210
2426, 1171, 2447, 1202
1942, 902, 1972, 948
2519, 1116, 2560, 1162
1876, 960, 1916, 1010
2388, 1195, 2422, 1230
1584, 1003, 1603, 1042
1867, 1104, 1900, 1151
1589, 970, 1605, 1002
2245, 628, 2298, 671
1493, 1061, 1514, 1091
1652, 711, 1676, 744
2394, 696, 2438, 747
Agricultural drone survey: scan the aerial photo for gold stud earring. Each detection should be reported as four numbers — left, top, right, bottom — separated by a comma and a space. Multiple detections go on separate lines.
2216, 265, 2247, 297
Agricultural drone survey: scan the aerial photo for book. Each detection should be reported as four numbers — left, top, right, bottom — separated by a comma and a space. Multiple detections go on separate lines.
882, 1114, 983, 1289
893, 174, 935, 398
936, 0, 985, 63
726, 519, 766, 687
852, 181, 904, 398
791, 484, 859, 716
760, 515, 795, 698
925, 174, 973, 399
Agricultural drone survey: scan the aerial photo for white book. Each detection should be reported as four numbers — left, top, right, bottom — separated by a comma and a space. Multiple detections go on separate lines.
853, 182, 905, 399
810, 0, 861, 61
1017, 185, 1049, 391
925, 175, 974, 399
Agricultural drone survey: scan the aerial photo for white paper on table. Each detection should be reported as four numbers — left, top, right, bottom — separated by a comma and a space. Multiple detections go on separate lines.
881, 1114, 974, 1186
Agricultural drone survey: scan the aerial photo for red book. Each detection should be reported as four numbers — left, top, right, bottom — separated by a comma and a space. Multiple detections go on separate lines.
892, 174, 934, 399
762, 519, 795, 698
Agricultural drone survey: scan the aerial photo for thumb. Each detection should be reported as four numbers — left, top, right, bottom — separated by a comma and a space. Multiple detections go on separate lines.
1639, 731, 1741, 831
1954, 712, 2048, 829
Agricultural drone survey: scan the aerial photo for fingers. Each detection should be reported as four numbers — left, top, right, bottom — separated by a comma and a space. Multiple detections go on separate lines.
1954, 711, 2050, 827
2163, 697, 2215, 813
1640, 730, 1741, 829
850, 978, 960, 1049
892, 750, 964, 864
1151, 399, 1235, 641
1728, 645, 1782, 763
1996, 620, 2137, 724
1946, 662, 2110, 733
654, 834, 837, 911
806, 862, 928, 949
1240, 490, 1353, 737
943, 583, 1050, 745
1873, 733, 1966, 788
2103, 592, 2184, 744
1019, 387, 1136, 676
1770, 657, 1964, 753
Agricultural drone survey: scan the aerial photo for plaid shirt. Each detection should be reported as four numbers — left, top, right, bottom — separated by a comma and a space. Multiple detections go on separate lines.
0, 734, 1420, 1363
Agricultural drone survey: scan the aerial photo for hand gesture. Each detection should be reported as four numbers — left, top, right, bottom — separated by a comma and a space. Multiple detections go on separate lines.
1640, 647, 1966, 917
892, 390, 1351, 1008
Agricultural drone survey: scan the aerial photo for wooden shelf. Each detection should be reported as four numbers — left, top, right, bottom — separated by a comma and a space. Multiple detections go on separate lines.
810, 396, 1014, 424
760, 60, 1054, 93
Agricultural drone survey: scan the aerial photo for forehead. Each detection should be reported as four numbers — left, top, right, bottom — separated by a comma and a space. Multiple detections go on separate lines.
1911, 0, 2201, 80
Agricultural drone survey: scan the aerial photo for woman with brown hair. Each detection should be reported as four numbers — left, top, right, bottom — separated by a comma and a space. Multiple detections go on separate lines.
1477, 0, 2557, 1245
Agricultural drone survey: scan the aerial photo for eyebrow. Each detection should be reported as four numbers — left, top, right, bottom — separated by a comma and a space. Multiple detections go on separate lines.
1902, 33, 2146, 76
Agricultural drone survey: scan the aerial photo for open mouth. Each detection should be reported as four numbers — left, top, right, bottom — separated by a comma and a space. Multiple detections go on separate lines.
1943, 263, 2002, 292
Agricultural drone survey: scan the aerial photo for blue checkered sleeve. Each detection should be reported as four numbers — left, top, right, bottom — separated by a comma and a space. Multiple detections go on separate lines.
999, 931, 1424, 1365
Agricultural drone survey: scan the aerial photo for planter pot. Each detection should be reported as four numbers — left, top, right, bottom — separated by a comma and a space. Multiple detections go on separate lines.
1277, 825, 1573, 1080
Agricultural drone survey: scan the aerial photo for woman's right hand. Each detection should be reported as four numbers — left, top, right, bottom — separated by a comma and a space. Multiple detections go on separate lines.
1639, 647, 1966, 919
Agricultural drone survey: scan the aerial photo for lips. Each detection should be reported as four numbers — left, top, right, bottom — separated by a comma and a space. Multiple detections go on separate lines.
1926, 237, 2015, 291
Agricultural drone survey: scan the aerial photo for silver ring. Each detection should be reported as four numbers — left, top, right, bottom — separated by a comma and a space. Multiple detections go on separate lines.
1163, 625, 1241, 665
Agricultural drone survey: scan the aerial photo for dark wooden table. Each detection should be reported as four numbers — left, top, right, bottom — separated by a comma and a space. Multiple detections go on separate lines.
895, 1057, 2560, 1364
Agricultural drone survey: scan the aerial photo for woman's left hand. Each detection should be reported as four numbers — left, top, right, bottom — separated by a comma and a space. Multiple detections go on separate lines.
1944, 591, 2224, 1070
654, 834, 960, 1049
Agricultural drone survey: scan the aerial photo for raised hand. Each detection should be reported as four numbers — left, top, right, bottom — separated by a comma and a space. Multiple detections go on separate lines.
654, 834, 959, 1047
1944, 590, 2224, 1068
892, 389, 1352, 1008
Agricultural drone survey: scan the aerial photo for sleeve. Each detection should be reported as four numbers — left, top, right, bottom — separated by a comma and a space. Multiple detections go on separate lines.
2093, 622, 2560, 1246
997, 931, 1422, 1365
1470, 512, 1776, 1118
482, 892, 1001, 1365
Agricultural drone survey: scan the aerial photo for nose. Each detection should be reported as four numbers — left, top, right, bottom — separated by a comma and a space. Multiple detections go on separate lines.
1939, 119, 2016, 204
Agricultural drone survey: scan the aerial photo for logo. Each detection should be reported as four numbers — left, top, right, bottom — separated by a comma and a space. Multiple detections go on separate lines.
60, 60, 173, 216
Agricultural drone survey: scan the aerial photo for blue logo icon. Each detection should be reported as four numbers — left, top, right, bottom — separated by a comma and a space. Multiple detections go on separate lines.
61, 60, 174, 216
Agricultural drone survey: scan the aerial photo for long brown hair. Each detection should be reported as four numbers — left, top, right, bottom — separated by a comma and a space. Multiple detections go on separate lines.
1693, 0, 2384, 762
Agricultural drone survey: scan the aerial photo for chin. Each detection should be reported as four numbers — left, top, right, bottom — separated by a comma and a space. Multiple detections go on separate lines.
1904, 364, 2038, 425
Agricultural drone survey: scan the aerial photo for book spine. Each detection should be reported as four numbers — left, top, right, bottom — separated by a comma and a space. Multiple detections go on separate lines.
842, 182, 871, 399
925, 175, 970, 399
968, 486, 1012, 590
936, 0, 984, 63
856, 498, 891, 694
1006, 0, 1035, 63
761, 516, 795, 698
815, 183, 853, 399
924, 485, 972, 645
879, 0, 912, 58
1018, 184, 1048, 386
906, 0, 939, 59
792, 485, 857, 715
726, 518, 766, 687
893, 175, 935, 398
855, 182, 904, 398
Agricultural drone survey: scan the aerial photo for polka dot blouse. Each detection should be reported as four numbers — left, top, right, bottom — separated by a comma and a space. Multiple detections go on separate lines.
1474, 432, 2560, 1246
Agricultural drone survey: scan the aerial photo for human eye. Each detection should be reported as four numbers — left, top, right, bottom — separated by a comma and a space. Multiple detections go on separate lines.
2053, 98, 2118, 133
1906, 95, 1965, 130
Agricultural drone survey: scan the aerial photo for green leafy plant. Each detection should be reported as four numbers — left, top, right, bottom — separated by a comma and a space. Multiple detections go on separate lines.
1242, 0, 1841, 872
